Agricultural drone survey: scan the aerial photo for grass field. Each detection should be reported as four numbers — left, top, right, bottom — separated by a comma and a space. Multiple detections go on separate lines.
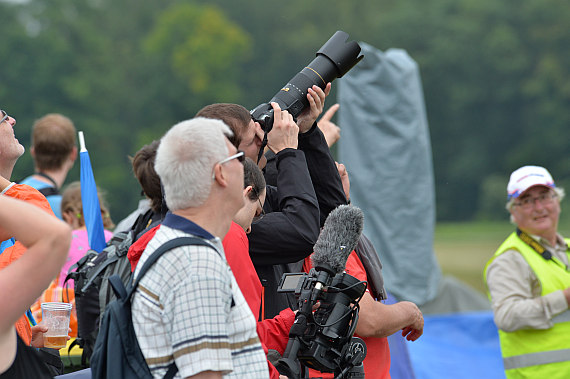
433, 221, 513, 294
433, 219, 570, 294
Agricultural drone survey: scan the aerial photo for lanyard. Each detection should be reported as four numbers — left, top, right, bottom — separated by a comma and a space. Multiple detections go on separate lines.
516, 228, 569, 269
36, 172, 58, 189
516, 228, 553, 260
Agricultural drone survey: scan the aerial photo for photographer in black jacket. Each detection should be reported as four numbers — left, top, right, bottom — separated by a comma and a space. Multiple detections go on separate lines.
196, 83, 347, 318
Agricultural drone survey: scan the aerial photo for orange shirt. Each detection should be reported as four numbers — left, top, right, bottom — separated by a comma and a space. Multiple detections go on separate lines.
0, 184, 57, 345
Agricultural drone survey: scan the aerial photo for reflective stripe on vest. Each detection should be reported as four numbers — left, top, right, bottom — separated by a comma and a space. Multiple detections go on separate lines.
486, 233, 570, 377
504, 348, 570, 370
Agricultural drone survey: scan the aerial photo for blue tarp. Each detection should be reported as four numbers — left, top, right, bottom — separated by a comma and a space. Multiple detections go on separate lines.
407, 311, 505, 379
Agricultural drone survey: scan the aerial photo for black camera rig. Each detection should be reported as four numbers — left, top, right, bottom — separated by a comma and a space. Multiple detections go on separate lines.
275, 264, 368, 379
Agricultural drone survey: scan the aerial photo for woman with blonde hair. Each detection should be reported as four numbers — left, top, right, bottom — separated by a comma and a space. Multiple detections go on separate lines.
58, 181, 114, 287
31, 181, 114, 339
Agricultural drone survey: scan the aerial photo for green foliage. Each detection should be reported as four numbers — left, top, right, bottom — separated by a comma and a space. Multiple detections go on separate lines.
2, 0, 569, 222
144, 3, 251, 101
476, 174, 509, 221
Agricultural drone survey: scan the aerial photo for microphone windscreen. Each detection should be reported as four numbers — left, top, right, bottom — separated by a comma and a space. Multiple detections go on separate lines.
312, 205, 364, 274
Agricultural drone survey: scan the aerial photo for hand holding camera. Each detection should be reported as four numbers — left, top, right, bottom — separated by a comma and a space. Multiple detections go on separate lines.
250, 30, 363, 135
266, 102, 299, 153
296, 83, 331, 133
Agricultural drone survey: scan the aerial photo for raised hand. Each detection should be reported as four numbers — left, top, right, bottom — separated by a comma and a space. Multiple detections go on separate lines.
267, 102, 299, 153
297, 83, 332, 133
318, 104, 341, 147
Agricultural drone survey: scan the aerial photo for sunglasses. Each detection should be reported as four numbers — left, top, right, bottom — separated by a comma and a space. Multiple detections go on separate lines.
212, 150, 245, 180
217, 150, 245, 166
0, 110, 9, 124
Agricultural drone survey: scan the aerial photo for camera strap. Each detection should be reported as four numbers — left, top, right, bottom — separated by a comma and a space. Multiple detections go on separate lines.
516, 228, 569, 270
516, 228, 553, 261
257, 131, 268, 164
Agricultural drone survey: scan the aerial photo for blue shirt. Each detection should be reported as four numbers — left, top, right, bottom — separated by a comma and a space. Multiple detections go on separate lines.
0, 238, 15, 255
19, 176, 62, 219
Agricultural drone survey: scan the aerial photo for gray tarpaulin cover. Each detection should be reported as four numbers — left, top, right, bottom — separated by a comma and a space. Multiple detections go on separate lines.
338, 43, 440, 305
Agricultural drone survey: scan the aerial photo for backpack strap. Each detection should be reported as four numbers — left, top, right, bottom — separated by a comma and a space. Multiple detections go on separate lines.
164, 362, 178, 379
38, 186, 59, 197
127, 237, 214, 299
64, 254, 91, 285
17, 172, 60, 196
130, 208, 155, 237
81, 252, 120, 292
35, 172, 60, 197
80, 232, 133, 292
354, 234, 387, 301
36, 172, 58, 188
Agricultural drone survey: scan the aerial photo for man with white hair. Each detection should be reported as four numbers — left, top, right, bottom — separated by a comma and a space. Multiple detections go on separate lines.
485, 165, 570, 378
131, 118, 269, 378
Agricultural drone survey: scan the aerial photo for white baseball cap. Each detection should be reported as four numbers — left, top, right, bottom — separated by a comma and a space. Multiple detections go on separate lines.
507, 165, 555, 200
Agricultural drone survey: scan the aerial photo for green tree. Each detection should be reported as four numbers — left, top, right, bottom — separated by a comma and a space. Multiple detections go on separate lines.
4, 0, 570, 222
144, 3, 251, 103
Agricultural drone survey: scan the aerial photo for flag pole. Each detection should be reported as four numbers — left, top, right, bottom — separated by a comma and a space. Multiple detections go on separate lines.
78, 131, 87, 152
78, 131, 107, 252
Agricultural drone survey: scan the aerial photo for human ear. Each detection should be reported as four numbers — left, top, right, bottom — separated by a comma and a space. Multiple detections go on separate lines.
212, 164, 228, 187
243, 185, 253, 198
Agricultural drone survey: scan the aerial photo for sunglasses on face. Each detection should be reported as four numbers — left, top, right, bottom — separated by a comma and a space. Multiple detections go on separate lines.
212, 151, 245, 180
217, 150, 245, 166
0, 110, 9, 124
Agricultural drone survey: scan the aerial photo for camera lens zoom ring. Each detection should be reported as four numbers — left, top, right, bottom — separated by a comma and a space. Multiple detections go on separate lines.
304, 66, 326, 87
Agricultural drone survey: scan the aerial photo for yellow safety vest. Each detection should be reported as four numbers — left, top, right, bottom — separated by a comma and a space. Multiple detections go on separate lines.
485, 232, 570, 379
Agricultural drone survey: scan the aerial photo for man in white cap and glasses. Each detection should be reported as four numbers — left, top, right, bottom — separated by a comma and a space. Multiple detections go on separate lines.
484, 165, 570, 379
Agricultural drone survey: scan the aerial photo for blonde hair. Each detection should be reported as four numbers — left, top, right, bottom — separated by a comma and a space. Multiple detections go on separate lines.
61, 181, 115, 229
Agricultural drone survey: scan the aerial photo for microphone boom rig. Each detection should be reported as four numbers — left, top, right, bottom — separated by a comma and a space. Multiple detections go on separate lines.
275, 260, 368, 379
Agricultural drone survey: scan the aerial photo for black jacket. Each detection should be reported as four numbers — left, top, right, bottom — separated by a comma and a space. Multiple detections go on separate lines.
249, 123, 347, 319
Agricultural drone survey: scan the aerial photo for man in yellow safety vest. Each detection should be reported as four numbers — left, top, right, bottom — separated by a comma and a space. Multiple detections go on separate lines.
485, 165, 570, 378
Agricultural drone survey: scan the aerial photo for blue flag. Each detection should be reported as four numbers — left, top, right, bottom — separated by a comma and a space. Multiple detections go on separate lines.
79, 132, 106, 253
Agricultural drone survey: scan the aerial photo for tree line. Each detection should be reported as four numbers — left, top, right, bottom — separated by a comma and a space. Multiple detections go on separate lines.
1, 0, 568, 222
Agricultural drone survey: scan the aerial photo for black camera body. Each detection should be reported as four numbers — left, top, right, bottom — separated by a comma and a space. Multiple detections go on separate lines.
276, 266, 367, 378
250, 30, 364, 133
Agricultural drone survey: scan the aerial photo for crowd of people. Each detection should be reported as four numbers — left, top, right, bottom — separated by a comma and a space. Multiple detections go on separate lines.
2, 76, 569, 379
19, 72, 570, 378
0, 85, 427, 379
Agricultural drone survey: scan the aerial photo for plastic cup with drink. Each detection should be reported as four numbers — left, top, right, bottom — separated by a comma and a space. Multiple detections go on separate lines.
41, 302, 72, 349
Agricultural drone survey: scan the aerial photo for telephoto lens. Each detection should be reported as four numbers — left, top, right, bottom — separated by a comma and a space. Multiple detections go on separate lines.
250, 30, 364, 133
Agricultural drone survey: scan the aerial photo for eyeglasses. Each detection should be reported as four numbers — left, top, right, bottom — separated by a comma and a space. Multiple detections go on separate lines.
0, 110, 9, 124
218, 150, 245, 166
212, 150, 245, 180
250, 186, 266, 222
513, 192, 557, 210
